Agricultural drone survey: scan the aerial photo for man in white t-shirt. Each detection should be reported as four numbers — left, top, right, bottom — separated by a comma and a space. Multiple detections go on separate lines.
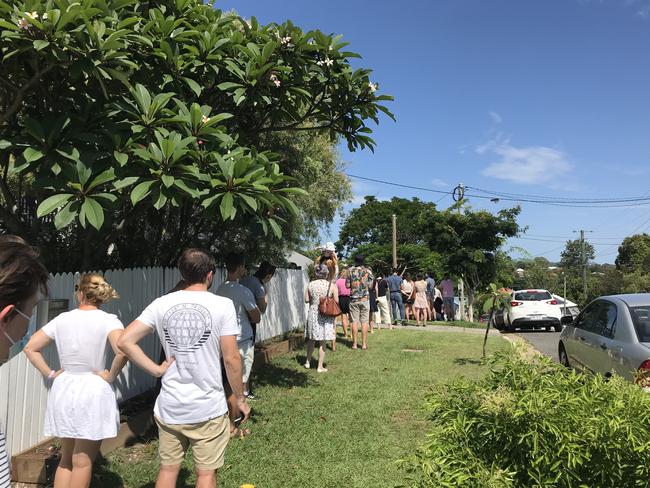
119, 248, 249, 488
216, 254, 261, 423
239, 260, 276, 399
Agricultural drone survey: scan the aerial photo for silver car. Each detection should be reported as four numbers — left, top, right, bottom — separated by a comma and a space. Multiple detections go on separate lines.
558, 294, 650, 386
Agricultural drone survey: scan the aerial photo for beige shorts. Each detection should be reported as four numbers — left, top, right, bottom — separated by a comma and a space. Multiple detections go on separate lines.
349, 299, 370, 324
155, 414, 229, 471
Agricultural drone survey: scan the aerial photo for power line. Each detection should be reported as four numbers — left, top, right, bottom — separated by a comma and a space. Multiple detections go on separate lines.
346, 174, 650, 208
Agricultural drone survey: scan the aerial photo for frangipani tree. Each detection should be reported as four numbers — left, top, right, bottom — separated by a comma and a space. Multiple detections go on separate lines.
0, 0, 393, 269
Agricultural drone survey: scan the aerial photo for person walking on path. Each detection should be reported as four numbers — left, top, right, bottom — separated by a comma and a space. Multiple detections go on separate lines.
119, 248, 249, 488
24, 274, 127, 488
401, 273, 415, 322
413, 274, 429, 326
240, 261, 276, 399
374, 275, 392, 329
346, 255, 374, 350
216, 254, 262, 410
304, 264, 338, 372
0, 238, 48, 488
335, 269, 351, 347
387, 268, 405, 326
440, 275, 456, 322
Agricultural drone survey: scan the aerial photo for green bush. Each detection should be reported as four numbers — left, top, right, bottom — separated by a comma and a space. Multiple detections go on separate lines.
401, 351, 650, 487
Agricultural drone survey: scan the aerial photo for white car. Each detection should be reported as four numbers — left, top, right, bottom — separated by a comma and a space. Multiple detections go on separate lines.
500, 289, 563, 332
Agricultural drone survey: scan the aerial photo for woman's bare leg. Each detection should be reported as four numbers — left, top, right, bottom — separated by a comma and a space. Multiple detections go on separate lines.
70, 439, 101, 488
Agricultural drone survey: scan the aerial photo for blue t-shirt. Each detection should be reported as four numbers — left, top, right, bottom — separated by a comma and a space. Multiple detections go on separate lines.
426, 277, 436, 294
386, 274, 403, 293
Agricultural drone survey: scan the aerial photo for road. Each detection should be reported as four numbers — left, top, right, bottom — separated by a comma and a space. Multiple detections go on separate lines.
513, 330, 562, 362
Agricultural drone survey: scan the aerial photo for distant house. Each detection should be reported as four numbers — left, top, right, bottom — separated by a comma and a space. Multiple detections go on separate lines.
515, 268, 525, 277
286, 250, 312, 269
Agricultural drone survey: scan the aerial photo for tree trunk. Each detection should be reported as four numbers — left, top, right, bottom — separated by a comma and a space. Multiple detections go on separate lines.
467, 288, 476, 323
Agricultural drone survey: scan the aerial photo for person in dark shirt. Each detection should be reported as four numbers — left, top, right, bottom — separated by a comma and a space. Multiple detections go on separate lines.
386, 268, 405, 325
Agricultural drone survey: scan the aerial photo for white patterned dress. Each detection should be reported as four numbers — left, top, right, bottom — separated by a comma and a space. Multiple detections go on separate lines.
306, 279, 336, 341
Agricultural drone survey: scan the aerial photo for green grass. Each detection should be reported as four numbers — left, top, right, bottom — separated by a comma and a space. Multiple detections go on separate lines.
94, 330, 508, 488
401, 319, 486, 329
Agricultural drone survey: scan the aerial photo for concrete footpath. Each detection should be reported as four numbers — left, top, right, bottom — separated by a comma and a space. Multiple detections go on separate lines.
382, 323, 500, 336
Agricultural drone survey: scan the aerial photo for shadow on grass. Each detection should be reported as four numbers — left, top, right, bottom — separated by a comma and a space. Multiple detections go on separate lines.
453, 357, 483, 365
92, 456, 126, 487
253, 361, 313, 389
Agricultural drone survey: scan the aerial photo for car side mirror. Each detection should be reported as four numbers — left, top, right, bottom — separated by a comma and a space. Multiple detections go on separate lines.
560, 315, 574, 326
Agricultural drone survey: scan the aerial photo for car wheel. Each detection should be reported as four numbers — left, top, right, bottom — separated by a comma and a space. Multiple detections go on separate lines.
559, 343, 570, 367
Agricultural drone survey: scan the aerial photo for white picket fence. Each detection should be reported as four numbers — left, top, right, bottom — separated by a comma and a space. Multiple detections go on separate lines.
0, 266, 308, 457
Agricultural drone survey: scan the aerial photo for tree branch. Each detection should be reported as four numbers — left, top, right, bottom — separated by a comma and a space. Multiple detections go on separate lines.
0, 64, 56, 126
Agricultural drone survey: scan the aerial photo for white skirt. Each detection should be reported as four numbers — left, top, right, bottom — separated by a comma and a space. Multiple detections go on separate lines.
44, 372, 120, 440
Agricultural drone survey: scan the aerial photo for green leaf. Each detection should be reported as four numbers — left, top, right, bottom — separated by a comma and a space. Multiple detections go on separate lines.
87, 168, 115, 190
114, 151, 128, 166
130, 180, 155, 205
239, 193, 257, 211
217, 81, 243, 91
37, 194, 73, 217
220, 192, 234, 220
0, 140, 11, 150
161, 175, 175, 187
81, 198, 104, 230
23, 147, 44, 163
53, 202, 77, 229
33, 40, 50, 50
268, 218, 282, 239
113, 176, 139, 189
182, 77, 202, 97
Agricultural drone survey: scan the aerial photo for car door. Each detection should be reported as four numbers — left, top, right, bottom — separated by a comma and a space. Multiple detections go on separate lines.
581, 300, 620, 376
565, 302, 599, 372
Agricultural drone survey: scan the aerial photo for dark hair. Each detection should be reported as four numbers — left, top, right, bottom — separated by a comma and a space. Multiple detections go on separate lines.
0, 234, 26, 245
224, 253, 246, 273
392, 267, 399, 273
416, 273, 423, 281
0, 241, 49, 309
255, 261, 276, 279
354, 254, 365, 265
404, 272, 411, 280
177, 248, 215, 284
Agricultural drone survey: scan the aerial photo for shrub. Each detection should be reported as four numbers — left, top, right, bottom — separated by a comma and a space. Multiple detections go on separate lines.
400, 351, 650, 487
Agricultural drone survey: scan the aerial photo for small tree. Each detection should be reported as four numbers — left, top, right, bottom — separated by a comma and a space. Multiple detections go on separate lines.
480, 284, 511, 358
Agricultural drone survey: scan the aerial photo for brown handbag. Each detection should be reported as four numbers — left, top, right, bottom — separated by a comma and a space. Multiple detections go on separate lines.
319, 282, 341, 317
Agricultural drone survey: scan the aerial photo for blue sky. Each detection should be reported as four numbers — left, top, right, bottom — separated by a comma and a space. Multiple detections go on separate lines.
223, 0, 650, 263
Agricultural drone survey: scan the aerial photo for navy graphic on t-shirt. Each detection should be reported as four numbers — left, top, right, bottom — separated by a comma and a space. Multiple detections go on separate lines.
162, 303, 211, 355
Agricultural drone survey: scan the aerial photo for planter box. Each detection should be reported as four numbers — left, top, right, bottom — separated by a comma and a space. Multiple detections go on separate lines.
255, 335, 305, 366
10, 438, 59, 485
11, 409, 154, 485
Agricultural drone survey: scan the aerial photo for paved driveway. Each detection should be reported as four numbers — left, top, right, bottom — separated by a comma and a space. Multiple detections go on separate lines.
510, 330, 562, 362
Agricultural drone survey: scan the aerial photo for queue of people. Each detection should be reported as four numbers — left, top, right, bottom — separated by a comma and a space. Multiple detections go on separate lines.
1, 233, 461, 488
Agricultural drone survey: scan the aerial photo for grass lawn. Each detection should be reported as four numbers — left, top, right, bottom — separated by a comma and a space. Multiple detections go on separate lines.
94, 329, 508, 488
412, 320, 486, 329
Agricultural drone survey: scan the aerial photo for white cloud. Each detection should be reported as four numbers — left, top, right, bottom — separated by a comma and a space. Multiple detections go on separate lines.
488, 111, 502, 124
479, 139, 573, 185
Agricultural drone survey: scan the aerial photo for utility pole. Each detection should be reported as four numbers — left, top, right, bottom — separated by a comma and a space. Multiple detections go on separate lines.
573, 229, 592, 304
453, 183, 466, 321
392, 214, 397, 269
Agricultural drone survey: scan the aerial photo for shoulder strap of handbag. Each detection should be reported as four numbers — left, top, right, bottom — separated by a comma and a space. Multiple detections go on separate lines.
326, 281, 333, 298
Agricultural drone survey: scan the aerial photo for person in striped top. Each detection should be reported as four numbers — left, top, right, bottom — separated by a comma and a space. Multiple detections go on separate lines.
0, 236, 49, 487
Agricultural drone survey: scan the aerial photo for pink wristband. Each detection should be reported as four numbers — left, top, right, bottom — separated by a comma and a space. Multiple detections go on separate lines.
47, 370, 56, 380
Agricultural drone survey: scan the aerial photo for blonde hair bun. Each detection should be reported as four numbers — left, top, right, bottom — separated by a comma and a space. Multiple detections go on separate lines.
77, 273, 119, 305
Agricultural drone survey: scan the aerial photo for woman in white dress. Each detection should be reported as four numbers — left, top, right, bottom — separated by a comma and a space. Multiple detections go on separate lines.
24, 274, 127, 488
304, 264, 338, 373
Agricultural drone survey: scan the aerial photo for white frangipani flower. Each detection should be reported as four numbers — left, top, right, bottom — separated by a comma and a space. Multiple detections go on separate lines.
368, 82, 378, 93
41, 12, 48, 19
201, 115, 210, 123
17, 17, 30, 29
26, 11, 38, 19
324, 57, 334, 67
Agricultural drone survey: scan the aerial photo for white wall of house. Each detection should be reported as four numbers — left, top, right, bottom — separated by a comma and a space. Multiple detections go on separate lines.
0, 266, 307, 457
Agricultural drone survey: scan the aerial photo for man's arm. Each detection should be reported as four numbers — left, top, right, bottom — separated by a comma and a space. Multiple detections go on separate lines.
247, 307, 261, 324
221, 334, 250, 422
118, 321, 174, 377
256, 295, 268, 314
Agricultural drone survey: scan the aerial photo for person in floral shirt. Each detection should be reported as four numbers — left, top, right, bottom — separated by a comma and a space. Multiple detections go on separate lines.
346, 255, 374, 350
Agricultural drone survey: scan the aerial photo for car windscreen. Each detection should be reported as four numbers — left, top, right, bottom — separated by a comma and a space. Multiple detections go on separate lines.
629, 306, 650, 343
514, 291, 552, 301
